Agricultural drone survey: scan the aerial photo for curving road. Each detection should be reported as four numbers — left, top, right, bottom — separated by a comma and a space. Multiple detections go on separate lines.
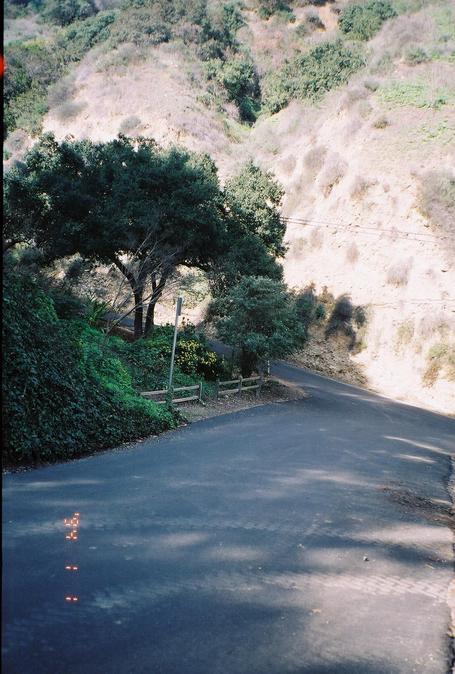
2, 364, 455, 674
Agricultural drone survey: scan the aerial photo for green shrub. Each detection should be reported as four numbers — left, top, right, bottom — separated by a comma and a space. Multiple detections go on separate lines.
305, 10, 324, 30
262, 40, 365, 113
2, 270, 177, 466
56, 11, 116, 62
206, 56, 260, 121
6, 84, 49, 136
107, 4, 171, 46
210, 276, 307, 376
339, 0, 397, 41
4, 39, 64, 136
257, 0, 293, 20
43, 0, 98, 26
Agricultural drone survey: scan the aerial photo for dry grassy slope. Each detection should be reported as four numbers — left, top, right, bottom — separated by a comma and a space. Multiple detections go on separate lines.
8, 1, 455, 413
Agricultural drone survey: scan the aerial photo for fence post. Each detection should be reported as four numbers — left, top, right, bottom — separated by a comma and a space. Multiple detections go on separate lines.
238, 375, 243, 395
215, 380, 219, 400
198, 381, 203, 403
256, 374, 263, 399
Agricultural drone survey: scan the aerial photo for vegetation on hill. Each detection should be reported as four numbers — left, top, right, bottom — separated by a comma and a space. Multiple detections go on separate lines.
2, 263, 226, 466
4, 0, 454, 455
338, 0, 397, 40
3, 130, 295, 463
3, 0, 409, 137
262, 40, 365, 113
5, 134, 285, 339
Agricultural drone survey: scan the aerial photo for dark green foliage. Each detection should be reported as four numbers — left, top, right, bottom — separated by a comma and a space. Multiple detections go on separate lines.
4, 39, 64, 136
115, 325, 223, 390
5, 134, 225, 338
107, 0, 243, 52
107, 2, 172, 46
262, 40, 365, 113
257, 0, 293, 20
3, 269, 177, 466
3, 11, 114, 137
43, 0, 98, 26
5, 137, 286, 339
338, 0, 397, 41
208, 162, 285, 296
210, 276, 307, 376
56, 11, 116, 62
224, 162, 286, 257
45, 285, 87, 319
205, 56, 260, 122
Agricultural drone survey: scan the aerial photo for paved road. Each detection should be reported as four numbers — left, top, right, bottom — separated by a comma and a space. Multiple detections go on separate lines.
2, 365, 455, 674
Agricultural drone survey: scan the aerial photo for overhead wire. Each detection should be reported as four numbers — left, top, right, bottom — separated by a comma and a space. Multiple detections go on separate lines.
280, 216, 454, 307
281, 215, 451, 244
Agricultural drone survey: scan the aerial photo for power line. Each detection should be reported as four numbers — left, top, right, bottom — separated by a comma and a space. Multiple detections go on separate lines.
365, 299, 455, 307
281, 216, 451, 244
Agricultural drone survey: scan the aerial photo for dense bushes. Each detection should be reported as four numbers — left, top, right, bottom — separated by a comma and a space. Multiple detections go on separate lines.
56, 11, 116, 62
112, 324, 224, 391
4, 39, 64, 136
4, 0, 256, 134
262, 40, 365, 113
205, 56, 260, 122
2, 269, 222, 466
4, 10, 115, 136
339, 0, 397, 41
257, 0, 294, 21
43, 0, 98, 26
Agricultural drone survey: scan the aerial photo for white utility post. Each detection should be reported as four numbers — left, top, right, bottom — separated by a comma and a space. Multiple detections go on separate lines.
168, 296, 183, 396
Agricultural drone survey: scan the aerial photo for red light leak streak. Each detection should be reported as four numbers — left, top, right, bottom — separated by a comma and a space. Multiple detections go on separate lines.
64, 513, 81, 602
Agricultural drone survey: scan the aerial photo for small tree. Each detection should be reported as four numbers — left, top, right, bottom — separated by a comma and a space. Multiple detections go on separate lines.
210, 276, 307, 376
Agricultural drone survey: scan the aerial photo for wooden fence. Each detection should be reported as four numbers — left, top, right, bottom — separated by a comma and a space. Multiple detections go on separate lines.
215, 375, 263, 399
141, 383, 203, 405
141, 375, 264, 405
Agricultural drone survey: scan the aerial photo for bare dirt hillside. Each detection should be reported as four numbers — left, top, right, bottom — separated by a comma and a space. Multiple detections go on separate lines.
5, 0, 455, 413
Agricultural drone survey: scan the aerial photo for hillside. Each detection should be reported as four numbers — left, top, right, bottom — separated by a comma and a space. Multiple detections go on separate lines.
4, 0, 455, 413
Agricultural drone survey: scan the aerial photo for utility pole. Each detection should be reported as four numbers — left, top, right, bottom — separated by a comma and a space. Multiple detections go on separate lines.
168, 296, 183, 398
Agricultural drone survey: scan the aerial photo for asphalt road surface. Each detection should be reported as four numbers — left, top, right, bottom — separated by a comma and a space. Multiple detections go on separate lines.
3, 364, 455, 674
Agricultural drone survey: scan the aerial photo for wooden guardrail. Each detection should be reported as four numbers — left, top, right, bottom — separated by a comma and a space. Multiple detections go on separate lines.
141, 383, 203, 405
141, 375, 264, 405
216, 375, 263, 399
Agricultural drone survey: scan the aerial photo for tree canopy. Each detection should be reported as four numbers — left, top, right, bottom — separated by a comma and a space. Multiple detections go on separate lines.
5, 134, 286, 338
210, 275, 307, 375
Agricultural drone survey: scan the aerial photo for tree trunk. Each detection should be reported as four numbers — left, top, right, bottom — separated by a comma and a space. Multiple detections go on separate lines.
144, 302, 156, 336
133, 289, 144, 340
143, 270, 169, 337
240, 348, 255, 377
